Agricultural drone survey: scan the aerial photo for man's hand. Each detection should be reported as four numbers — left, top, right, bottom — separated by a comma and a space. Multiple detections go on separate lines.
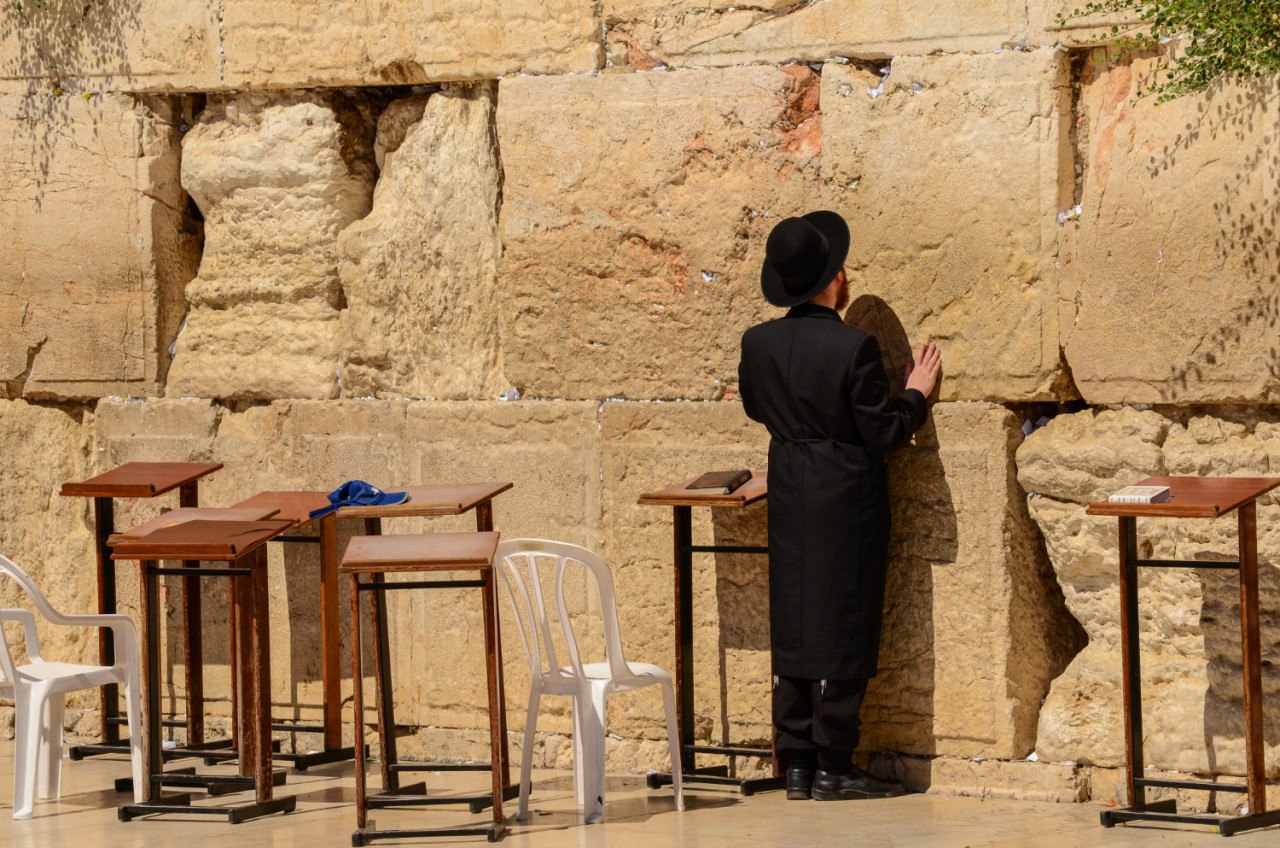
904, 341, 942, 398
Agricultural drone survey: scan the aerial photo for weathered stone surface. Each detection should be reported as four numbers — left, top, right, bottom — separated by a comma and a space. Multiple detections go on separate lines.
1062, 48, 1280, 403
0, 1, 220, 93
863, 403, 1081, 760
603, 1, 1032, 69
601, 400, 771, 745
1018, 408, 1280, 773
885, 753, 1087, 802
1034, 1, 1146, 48
0, 400, 95, 707
168, 91, 377, 400
0, 94, 199, 399
824, 51, 1075, 402
1016, 407, 1169, 504
219, 1, 602, 89
339, 83, 504, 400
498, 66, 822, 400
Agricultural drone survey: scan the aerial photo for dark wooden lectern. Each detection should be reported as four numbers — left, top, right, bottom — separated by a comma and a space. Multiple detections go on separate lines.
1087, 476, 1280, 836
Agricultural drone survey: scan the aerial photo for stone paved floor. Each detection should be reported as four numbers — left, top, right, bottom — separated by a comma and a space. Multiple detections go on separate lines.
1, 749, 1277, 847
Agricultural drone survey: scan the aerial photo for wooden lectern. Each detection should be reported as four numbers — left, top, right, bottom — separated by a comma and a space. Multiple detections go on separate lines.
1087, 476, 1280, 836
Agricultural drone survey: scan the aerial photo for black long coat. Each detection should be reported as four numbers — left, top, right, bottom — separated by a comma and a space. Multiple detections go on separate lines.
738, 303, 928, 680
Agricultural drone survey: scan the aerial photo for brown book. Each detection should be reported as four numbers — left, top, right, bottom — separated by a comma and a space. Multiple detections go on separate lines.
686, 469, 752, 495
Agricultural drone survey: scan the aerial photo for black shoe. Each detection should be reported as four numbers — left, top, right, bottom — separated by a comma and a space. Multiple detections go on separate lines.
811, 766, 907, 801
786, 766, 815, 800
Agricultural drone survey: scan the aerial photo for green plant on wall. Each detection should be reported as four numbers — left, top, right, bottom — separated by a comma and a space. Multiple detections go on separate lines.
1059, 1, 1280, 101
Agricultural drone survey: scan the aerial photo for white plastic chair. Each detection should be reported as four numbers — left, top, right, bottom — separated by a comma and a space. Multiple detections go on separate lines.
0, 555, 145, 819
495, 539, 682, 824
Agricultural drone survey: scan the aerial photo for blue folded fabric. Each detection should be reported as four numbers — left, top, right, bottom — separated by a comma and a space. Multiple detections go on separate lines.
308, 480, 409, 520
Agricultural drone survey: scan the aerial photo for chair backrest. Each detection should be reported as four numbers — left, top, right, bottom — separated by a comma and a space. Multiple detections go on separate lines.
0, 555, 55, 685
495, 540, 631, 682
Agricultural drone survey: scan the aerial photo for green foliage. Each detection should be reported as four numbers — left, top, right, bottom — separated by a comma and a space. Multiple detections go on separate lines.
1057, 1, 1280, 101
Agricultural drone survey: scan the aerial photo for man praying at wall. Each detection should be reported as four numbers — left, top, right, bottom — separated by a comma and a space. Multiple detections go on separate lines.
737, 210, 942, 801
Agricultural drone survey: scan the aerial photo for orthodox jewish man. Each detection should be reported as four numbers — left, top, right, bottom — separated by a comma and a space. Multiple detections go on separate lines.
737, 211, 941, 801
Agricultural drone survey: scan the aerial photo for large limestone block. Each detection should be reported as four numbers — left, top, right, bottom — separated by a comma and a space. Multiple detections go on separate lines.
603, 1, 1031, 69
0, 94, 199, 399
339, 84, 504, 400
1018, 408, 1280, 773
379, 401, 603, 731
0, 1, 220, 92
1062, 48, 1280, 403
169, 91, 376, 400
219, 1, 601, 89
498, 67, 822, 400
824, 52, 1075, 401
0, 400, 96, 709
862, 403, 1080, 759
1016, 406, 1169, 504
601, 400, 770, 744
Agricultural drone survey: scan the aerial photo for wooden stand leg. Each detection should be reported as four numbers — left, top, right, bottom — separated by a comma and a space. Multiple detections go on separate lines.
475, 501, 511, 788
234, 558, 257, 783
179, 482, 205, 746
368, 572, 397, 795
249, 545, 274, 803
138, 559, 162, 802
673, 505, 695, 774
94, 497, 121, 744
1238, 503, 1265, 814
320, 514, 342, 751
1118, 516, 1144, 808
481, 568, 505, 827
351, 573, 368, 829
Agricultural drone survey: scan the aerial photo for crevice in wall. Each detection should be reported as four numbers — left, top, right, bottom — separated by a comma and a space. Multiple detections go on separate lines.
216, 1, 226, 88
1067, 50, 1089, 211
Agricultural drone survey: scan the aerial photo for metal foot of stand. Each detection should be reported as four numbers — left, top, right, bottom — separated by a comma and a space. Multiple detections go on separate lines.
119, 792, 297, 824
1101, 799, 1280, 836
201, 738, 281, 765
268, 721, 361, 771
71, 736, 234, 762
117, 769, 287, 797
353, 820, 506, 846
378, 763, 518, 814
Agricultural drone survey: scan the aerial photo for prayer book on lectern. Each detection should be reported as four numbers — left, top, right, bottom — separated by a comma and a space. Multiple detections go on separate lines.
686, 469, 752, 495
1107, 485, 1172, 504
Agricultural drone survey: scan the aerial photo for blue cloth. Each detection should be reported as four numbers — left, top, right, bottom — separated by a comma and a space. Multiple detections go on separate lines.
308, 480, 409, 520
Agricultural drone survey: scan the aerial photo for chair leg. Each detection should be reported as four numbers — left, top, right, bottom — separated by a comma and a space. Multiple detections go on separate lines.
38, 693, 65, 801
12, 689, 39, 819
123, 672, 146, 804
570, 697, 585, 810
581, 686, 608, 825
518, 686, 540, 822
659, 681, 684, 811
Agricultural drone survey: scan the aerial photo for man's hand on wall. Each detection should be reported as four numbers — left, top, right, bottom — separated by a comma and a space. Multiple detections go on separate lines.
904, 341, 942, 399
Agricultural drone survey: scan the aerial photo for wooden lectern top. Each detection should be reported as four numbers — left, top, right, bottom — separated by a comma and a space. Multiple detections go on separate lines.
109, 507, 281, 544
60, 461, 223, 499
1085, 476, 1280, 519
233, 491, 331, 526
335, 482, 513, 518
339, 531, 500, 573
111, 519, 293, 561
638, 472, 768, 508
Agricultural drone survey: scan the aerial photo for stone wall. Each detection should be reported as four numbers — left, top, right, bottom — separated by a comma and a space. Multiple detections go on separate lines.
1, 0, 1276, 809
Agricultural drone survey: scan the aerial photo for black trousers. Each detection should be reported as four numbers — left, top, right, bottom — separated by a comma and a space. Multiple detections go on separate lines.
773, 676, 869, 761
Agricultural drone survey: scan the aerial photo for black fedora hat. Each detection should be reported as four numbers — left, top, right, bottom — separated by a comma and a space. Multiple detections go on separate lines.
760, 210, 850, 307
